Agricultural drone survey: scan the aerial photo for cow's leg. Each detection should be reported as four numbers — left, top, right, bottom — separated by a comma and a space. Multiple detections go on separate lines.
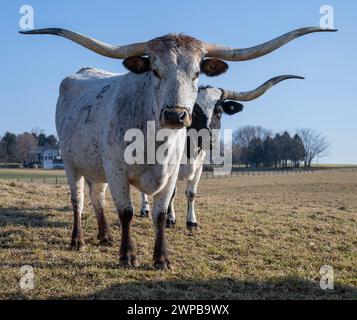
65, 163, 85, 251
186, 165, 203, 230
106, 165, 138, 267
152, 177, 177, 270
87, 181, 113, 246
166, 187, 177, 228
140, 193, 150, 218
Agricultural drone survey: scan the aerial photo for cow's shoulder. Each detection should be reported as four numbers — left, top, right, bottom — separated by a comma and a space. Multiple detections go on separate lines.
59, 67, 121, 96
75, 67, 117, 79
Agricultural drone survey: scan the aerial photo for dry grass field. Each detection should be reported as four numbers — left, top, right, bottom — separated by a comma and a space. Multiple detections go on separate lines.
0, 169, 65, 181
0, 170, 356, 300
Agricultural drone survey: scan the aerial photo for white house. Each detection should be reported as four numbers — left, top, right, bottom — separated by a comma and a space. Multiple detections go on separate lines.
28, 147, 64, 169
41, 148, 63, 169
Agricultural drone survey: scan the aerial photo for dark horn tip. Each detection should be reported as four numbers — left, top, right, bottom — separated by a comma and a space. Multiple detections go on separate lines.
280, 75, 305, 81
19, 30, 35, 34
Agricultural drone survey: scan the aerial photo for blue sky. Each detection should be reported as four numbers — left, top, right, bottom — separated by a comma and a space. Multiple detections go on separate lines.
1, 0, 356, 164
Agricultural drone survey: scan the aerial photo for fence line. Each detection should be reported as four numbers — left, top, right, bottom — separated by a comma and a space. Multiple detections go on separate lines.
10, 177, 69, 185
201, 167, 357, 180
1, 167, 356, 185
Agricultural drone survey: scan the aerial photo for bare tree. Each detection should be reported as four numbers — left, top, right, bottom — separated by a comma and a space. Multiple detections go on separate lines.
14, 133, 38, 163
233, 126, 271, 148
232, 144, 241, 164
233, 126, 272, 166
296, 128, 330, 167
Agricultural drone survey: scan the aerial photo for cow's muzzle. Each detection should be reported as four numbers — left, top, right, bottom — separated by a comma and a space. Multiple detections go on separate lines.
160, 106, 192, 129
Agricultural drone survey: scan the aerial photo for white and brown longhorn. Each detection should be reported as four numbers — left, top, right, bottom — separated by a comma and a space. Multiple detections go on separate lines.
20, 27, 335, 270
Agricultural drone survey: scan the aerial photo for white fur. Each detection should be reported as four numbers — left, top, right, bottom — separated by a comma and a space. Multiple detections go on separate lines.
141, 87, 223, 226
57, 35, 205, 261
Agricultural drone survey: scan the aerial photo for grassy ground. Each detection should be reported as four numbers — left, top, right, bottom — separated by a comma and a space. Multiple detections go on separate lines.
0, 170, 356, 300
0, 168, 65, 180
1, 166, 356, 181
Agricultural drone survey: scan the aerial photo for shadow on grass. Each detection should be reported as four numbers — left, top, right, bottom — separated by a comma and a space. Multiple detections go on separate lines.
0, 207, 68, 228
56, 277, 357, 300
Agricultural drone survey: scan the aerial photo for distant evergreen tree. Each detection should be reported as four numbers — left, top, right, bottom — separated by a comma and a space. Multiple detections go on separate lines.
247, 138, 264, 167
290, 134, 305, 167
278, 131, 293, 168
38, 133, 47, 147
263, 136, 278, 168
46, 135, 58, 147
0, 132, 17, 162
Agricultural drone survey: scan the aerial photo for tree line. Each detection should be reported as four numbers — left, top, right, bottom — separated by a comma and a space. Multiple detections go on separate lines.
0, 129, 58, 163
231, 126, 330, 168
1, 126, 330, 168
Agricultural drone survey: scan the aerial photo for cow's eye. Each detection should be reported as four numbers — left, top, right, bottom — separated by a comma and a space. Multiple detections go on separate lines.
152, 69, 161, 79
192, 71, 200, 81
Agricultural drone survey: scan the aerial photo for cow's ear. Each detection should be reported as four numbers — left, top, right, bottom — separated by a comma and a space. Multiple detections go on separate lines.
222, 101, 244, 115
201, 59, 229, 77
123, 56, 151, 74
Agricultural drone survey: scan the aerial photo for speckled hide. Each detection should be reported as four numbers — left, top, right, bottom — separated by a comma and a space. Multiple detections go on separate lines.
57, 62, 201, 268
57, 67, 188, 195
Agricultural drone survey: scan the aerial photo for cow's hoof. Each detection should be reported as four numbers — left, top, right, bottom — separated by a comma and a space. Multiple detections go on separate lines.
154, 259, 172, 271
99, 235, 114, 247
166, 218, 176, 228
120, 254, 140, 268
70, 238, 85, 252
186, 222, 199, 230
140, 209, 150, 218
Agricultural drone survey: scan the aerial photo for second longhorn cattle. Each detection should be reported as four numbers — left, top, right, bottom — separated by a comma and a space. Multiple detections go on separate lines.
141, 75, 304, 229
21, 26, 335, 270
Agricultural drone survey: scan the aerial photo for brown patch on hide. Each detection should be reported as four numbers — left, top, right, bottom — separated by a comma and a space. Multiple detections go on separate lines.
201, 58, 229, 77
123, 56, 151, 74
96, 85, 111, 99
70, 197, 85, 251
153, 210, 171, 270
148, 33, 205, 55
119, 208, 138, 267
187, 191, 197, 202
97, 208, 113, 246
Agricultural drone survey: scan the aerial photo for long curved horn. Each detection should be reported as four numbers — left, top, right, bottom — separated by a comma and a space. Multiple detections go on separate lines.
205, 27, 337, 61
223, 75, 304, 101
19, 28, 147, 59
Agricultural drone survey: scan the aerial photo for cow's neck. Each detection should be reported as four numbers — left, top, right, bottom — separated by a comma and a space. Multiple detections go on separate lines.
117, 72, 187, 167
123, 72, 162, 130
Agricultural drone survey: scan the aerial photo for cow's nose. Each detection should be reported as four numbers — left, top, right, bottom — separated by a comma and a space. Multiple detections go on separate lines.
160, 106, 191, 129
164, 110, 186, 124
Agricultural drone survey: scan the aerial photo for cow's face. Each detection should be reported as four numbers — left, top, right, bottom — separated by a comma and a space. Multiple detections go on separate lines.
123, 35, 228, 129
193, 87, 244, 131
190, 86, 243, 149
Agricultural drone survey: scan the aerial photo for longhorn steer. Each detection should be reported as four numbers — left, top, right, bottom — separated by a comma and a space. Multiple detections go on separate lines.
20, 27, 335, 269
140, 75, 304, 229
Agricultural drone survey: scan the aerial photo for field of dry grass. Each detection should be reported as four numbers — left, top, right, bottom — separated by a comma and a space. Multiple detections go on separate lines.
0, 170, 356, 300
0, 169, 65, 180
